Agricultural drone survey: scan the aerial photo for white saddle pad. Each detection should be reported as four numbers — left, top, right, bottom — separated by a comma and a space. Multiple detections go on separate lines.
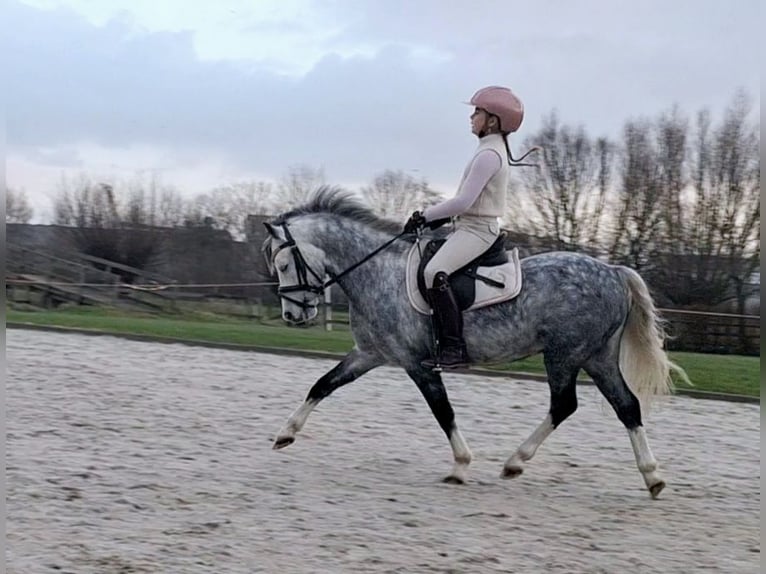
405, 240, 523, 315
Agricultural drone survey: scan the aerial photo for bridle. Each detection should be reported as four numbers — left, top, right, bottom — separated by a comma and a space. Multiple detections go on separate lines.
268, 222, 408, 310
269, 223, 326, 310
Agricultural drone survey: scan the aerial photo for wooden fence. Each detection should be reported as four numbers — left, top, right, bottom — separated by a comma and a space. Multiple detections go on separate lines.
319, 290, 760, 356
661, 308, 760, 356
5, 250, 759, 356
6, 242, 178, 311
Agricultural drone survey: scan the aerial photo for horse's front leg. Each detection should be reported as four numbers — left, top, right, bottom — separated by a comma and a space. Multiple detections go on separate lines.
273, 348, 384, 449
406, 367, 472, 484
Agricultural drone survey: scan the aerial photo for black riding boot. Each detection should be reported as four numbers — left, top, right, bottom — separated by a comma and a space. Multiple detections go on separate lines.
422, 272, 470, 370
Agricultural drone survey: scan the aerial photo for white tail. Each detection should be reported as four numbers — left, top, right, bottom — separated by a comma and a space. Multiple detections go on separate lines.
617, 266, 690, 411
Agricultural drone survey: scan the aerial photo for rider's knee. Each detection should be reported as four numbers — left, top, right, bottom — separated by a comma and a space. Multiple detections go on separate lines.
424, 267, 442, 289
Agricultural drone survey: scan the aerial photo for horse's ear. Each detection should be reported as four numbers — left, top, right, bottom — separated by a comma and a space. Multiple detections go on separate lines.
263, 221, 279, 238
261, 234, 275, 276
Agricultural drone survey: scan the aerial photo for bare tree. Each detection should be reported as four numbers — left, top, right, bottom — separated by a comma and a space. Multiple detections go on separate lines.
6, 188, 34, 223
515, 111, 612, 251
155, 186, 189, 227
277, 164, 326, 208
359, 169, 442, 219
608, 107, 688, 270
122, 175, 191, 228
652, 91, 760, 309
187, 181, 274, 239
54, 176, 116, 228
52, 176, 171, 278
54, 174, 188, 227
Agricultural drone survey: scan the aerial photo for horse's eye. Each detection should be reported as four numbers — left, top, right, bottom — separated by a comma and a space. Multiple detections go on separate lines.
278, 263, 288, 272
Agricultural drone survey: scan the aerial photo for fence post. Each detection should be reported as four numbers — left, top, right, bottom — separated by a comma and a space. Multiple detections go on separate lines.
324, 286, 332, 332
113, 269, 120, 301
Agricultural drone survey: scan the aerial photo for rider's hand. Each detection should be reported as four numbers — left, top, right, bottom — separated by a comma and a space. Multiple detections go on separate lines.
403, 211, 427, 234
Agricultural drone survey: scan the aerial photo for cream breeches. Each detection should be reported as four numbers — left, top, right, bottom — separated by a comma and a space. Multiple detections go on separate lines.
423, 219, 499, 288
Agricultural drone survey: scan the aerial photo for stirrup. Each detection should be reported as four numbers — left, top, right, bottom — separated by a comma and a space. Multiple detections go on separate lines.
420, 358, 470, 371
421, 346, 470, 370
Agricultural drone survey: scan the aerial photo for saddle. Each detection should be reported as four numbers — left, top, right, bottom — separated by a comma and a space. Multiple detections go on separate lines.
406, 233, 523, 314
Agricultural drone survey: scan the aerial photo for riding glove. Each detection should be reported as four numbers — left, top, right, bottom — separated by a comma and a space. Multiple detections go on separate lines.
403, 211, 426, 233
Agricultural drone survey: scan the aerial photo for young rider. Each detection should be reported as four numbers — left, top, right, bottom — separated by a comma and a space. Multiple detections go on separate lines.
403, 85, 526, 369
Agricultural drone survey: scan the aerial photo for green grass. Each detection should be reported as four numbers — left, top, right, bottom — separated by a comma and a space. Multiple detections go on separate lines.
483, 352, 760, 397
6, 305, 760, 397
6, 305, 356, 353
664, 352, 760, 397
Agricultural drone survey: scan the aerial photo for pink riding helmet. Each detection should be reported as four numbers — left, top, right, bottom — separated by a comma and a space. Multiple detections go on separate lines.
468, 86, 524, 134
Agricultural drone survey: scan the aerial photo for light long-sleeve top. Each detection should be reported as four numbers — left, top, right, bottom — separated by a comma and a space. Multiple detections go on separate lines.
422, 133, 508, 221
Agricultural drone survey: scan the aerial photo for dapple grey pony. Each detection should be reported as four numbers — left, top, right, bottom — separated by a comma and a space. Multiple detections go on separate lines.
262, 187, 687, 498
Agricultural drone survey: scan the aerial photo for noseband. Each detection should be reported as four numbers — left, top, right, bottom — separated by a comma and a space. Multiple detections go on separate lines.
271, 223, 325, 310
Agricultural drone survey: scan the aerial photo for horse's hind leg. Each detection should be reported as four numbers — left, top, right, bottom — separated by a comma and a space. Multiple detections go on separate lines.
583, 352, 665, 499
406, 367, 472, 484
273, 348, 383, 449
502, 358, 579, 479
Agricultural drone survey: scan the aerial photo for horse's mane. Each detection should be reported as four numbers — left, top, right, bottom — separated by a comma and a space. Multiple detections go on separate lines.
273, 185, 403, 234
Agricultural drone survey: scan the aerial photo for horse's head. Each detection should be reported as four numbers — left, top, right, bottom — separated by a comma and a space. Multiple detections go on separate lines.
262, 220, 327, 325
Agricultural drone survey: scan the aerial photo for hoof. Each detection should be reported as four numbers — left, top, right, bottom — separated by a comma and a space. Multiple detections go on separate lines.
648, 480, 666, 499
272, 436, 295, 450
442, 474, 466, 485
501, 465, 524, 479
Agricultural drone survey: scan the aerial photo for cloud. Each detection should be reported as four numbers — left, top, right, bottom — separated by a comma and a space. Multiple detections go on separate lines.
6, 0, 761, 203
6, 1, 475, 185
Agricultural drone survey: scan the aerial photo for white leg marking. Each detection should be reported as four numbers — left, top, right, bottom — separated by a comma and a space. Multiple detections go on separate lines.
502, 414, 555, 478
628, 426, 665, 498
273, 399, 317, 449
444, 425, 472, 484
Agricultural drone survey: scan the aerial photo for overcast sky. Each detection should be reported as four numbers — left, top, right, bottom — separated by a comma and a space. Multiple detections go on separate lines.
5, 0, 760, 221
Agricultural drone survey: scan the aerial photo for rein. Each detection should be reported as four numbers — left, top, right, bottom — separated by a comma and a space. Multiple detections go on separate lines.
272, 222, 408, 307
324, 230, 408, 288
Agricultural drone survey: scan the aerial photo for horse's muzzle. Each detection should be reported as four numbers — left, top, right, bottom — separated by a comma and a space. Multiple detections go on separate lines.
283, 307, 318, 326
